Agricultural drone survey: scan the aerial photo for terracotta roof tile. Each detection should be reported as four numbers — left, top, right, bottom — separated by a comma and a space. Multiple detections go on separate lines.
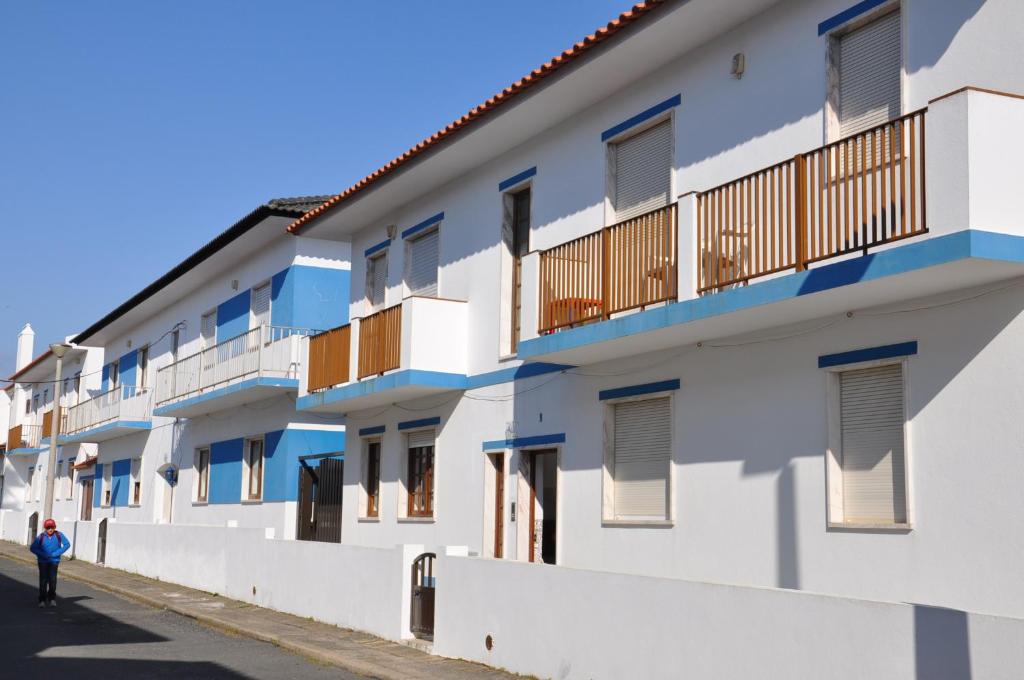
287, 0, 669, 234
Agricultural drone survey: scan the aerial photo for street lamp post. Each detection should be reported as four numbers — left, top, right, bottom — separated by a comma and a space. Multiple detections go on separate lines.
42, 343, 71, 520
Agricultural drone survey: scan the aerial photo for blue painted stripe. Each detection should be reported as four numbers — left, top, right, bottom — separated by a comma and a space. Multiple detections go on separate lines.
364, 239, 390, 258
482, 433, 566, 451
818, 341, 917, 369
402, 212, 444, 240
398, 416, 441, 431
519, 230, 1024, 361
599, 379, 680, 401
601, 94, 681, 142
498, 166, 537, 192
818, 0, 890, 35
359, 425, 386, 436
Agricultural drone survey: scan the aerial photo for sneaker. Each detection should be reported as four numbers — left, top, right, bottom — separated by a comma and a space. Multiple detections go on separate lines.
48, 600, 57, 608
37, 602, 45, 608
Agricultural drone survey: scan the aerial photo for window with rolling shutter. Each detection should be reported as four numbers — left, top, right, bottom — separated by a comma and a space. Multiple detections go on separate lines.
838, 10, 901, 138
406, 430, 435, 517
406, 229, 439, 297
251, 282, 271, 329
839, 363, 907, 524
366, 253, 387, 310
611, 396, 671, 519
611, 119, 672, 222
201, 311, 217, 348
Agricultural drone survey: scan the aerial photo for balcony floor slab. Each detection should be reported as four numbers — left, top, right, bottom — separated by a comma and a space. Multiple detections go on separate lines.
59, 420, 153, 444
153, 377, 299, 419
5, 447, 48, 456
518, 230, 1024, 366
298, 370, 467, 414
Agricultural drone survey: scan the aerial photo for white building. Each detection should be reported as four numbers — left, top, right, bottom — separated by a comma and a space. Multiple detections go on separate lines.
5, 1, 1024, 677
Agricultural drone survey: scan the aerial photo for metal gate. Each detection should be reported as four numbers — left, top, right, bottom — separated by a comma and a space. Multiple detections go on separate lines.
296, 457, 343, 543
97, 517, 108, 564
410, 552, 436, 639
27, 512, 38, 545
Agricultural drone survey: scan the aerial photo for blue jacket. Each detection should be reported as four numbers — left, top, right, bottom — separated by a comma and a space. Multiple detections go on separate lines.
30, 531, 71, 564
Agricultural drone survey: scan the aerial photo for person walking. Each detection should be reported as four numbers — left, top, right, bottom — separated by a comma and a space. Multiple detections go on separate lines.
30, 518, 71, 607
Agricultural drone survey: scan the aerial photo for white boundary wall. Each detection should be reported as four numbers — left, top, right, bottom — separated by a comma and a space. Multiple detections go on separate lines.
103, 522, 410, 640
435, 555, 1024, 680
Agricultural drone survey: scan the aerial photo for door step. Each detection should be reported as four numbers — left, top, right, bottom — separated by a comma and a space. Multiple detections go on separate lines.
401, 637, 434, 654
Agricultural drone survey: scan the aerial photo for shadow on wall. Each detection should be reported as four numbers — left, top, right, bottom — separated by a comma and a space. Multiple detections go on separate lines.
913, 604, 972, 680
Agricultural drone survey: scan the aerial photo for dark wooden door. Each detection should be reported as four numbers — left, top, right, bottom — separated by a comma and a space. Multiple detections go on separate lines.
410, 552, 436, 639
80, 479, 94, 521
493, 453, 504, 558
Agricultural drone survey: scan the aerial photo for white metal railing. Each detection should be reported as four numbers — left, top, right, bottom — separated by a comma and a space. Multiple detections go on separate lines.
155, 325, 319, 406
9, 422, 43, 449
63, 384, 152, 435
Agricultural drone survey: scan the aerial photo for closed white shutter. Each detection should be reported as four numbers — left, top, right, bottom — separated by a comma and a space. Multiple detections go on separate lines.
251, 283, 271, 328
406, 229, 439, 297
613, 119, 672, 222
367, 254, 387, 309
613, 397, 671, 518
201, 312, 217, 347
839, 11, 901, 138
407, 429, 434, 450
840, 363, 907, 524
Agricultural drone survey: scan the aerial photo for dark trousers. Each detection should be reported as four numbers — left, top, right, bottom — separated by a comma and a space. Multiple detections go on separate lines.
37, 562, 58, 603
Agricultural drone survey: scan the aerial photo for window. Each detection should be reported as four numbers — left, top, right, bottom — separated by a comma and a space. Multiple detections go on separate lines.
170, 329, 180, 362
43, 388, 49, 405
137, 346, 149, 390
62, 378, 69, 401
65, 459, 74, 499
73, 372, 82, 402
33, 395, 39, 413
405, 228, 439, 297
364, 440, 381, 518
26, 467, 35, 502
605, 396, 672, 521
251, 282, 271, 329
835, 9, 901, 138
195, 447, 211, 503
24, 398, 30, 415
828, 362, 908, 526
130, 458, 142, 506
200, 311, 217, 348
108, 359, 119, 390
609, 118, 672, 222
406, 430, 434, 517
506, 188, 531, 353
244, 437, 264, 501
366, 252, 388, 311
103, 465, 112, 507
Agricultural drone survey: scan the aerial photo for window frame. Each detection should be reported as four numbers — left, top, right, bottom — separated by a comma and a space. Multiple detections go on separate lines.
200, 310, 217, 349
194, 447, 211, 504
242, 436, 265, 502
130, 458, 142, 507
102, 464, 112, 507
601, 391, 676, 526
366, 251, 388, 312
403, 225, 441, 299
402, 429, 435, 519
604, 113, 676, 227
360, 438, 382, 519
108, 359, 120, 391
137, 346, 149, 390
824, 355, 913, 531
65, 459, 74, 500
250, 280, 272, 331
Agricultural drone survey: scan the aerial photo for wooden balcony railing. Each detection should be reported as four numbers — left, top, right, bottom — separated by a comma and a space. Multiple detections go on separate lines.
307, 324, 351, 391
7, 424, 22, 450
358, 304, 402, 379
698, 109, 927, 292
539, 203, 677, 334
41, 407, 60, 438
7, 422, 43, 449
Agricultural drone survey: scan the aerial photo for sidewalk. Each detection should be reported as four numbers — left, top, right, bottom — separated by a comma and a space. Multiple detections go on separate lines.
0, 540, 518, 680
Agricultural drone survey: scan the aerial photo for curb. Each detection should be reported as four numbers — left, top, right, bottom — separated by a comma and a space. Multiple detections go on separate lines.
0, 551, 409, 680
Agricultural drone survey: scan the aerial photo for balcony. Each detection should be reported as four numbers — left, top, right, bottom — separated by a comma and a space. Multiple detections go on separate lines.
154, 325, 317, 418
6, 422, 44, 453
60, 385, 152, 443
520, 89, 1024, 365
298, 297, 468, 414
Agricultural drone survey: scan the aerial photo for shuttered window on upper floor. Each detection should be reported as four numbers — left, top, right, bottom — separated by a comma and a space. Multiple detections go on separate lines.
612, 396, 671, 519
251, 282, 271, 329
366, 253, 387, 310
839, 363, 907, 524
838, 10, 901, 138
406, 228, 439, 298
201, 311, 217, 348
611, 119, 672, 222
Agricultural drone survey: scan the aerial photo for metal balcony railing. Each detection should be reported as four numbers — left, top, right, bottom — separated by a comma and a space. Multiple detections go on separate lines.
63, 384, 151, 435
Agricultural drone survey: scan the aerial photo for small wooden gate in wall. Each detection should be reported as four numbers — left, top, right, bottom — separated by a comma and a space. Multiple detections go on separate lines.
97, 518, 108, 564
297, 457, 344, 543
410, 552, 436, 639
27, 512, 38, 545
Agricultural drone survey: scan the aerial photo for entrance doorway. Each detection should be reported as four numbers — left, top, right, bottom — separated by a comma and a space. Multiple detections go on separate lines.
526, 449, 558, 564
27, 512, 38, 544
410, 552, 436, 639
297, 457, 344, 543
80, 478, 93, 521
490, 453, 505, 558
97, 518, 108, 564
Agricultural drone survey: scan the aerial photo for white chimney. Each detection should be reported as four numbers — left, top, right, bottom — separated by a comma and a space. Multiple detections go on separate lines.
16, 323, 34, 371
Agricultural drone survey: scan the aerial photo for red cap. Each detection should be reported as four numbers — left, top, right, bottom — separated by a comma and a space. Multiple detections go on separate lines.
43, 518, 56, 529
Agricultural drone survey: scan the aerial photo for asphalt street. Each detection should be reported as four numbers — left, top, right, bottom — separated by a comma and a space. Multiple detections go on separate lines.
0, 557, 371, 680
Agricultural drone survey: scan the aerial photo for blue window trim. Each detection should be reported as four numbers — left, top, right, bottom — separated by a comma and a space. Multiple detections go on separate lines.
498, 166, 537, 192
818, 341, 917, 368
601, 94, 681, 142
818, 0, 890, 35
398, 416, 441, 431
599, 379, 680, 401
401, 212, 445, 240
358, 425, 386, 436
482, 433, 566, 451
364, 239, 390, 258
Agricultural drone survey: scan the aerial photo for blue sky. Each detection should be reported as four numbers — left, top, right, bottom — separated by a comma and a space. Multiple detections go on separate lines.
0, 0, 631, 375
